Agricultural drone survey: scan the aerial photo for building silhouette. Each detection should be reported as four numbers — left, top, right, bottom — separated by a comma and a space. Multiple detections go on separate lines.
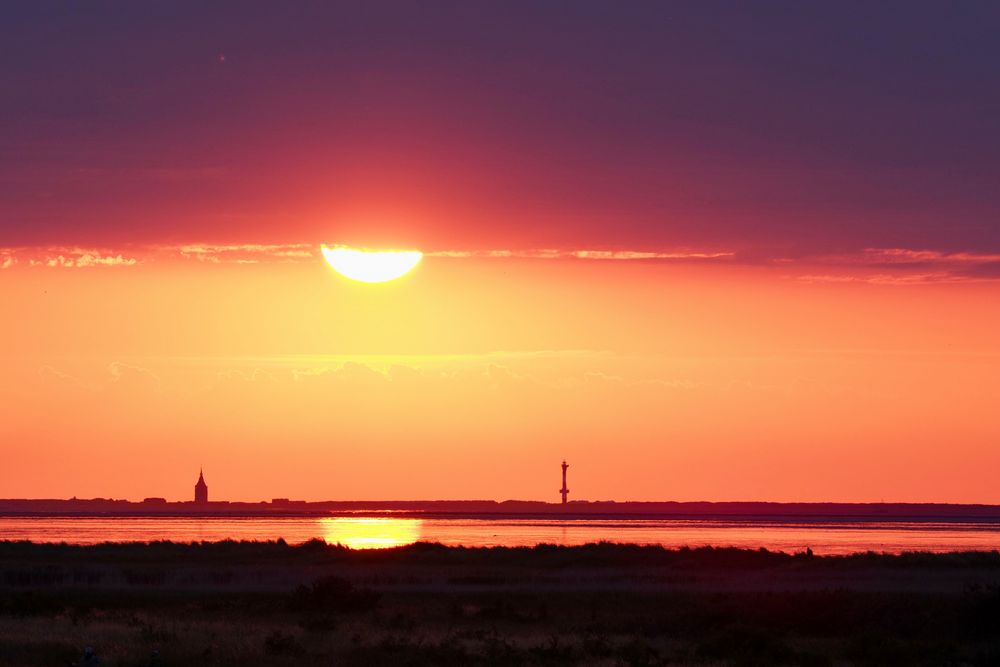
194, 469, 208, 504
560, 460, 569, 504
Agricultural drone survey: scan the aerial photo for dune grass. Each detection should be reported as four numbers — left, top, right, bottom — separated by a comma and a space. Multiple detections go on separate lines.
2, 541, 1000, 665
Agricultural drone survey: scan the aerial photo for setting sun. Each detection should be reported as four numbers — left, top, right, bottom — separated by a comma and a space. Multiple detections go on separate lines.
321, 246, 422, 283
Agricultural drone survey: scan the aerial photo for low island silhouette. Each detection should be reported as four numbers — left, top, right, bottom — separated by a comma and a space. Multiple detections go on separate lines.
4, 467, 1000, 521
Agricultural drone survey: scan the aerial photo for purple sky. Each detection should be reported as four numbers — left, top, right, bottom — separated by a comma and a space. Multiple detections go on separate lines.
1, 1, 998, 256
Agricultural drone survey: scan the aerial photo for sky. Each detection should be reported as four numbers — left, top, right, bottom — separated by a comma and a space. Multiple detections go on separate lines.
2, 2, 999, 502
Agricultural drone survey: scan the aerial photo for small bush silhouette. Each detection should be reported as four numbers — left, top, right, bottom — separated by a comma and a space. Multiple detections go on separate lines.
289, 575, 380, 613
263, 630, 304, 656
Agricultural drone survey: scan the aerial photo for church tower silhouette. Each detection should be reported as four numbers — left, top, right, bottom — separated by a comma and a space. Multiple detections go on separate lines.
194, 469, 208, 504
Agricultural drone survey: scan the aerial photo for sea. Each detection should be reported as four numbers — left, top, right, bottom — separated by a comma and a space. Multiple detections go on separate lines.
3, 516, 1000, 555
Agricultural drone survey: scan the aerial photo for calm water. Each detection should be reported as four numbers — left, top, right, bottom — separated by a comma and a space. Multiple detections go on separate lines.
3, 516, 1000, 554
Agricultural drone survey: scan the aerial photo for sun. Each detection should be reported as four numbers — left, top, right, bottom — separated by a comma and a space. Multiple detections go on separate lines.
321, 245, 422, 283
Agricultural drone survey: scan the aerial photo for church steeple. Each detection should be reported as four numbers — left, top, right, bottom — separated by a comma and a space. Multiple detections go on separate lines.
194, 468, 208, 504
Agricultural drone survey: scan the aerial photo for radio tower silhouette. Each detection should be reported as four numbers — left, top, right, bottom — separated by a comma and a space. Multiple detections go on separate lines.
560, 460, 569, 504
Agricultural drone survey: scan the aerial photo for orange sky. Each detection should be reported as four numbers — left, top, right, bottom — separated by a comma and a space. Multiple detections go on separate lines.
3, 5, 1000, 508
2, 250, 998, 503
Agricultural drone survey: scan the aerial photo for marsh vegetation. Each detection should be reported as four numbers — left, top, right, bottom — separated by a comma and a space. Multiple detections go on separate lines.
2, 541, 1000, 665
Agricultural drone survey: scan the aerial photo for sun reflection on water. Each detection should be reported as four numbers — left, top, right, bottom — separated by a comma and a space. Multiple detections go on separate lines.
320, 517, 423, 549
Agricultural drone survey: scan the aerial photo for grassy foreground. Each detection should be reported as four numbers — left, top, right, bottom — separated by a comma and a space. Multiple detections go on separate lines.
2, 540, 1000, 665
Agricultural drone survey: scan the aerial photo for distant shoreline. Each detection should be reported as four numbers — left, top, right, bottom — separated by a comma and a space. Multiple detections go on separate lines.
4, 498, 1000, 520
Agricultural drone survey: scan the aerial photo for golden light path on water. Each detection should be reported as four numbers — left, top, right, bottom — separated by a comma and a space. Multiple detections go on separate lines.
320, 517, 423, 549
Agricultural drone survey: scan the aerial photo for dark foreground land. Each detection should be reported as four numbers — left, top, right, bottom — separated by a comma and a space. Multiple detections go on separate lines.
4, 542, 1000, 666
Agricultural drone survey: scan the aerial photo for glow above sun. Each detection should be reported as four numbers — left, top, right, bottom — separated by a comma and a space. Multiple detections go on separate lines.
321, 246, 422, 283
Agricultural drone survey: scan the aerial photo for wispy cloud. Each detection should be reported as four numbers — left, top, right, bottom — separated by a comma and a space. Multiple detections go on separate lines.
42, 252, 138, 268
425, 249, 735, 261
794, 273, 962, 286
571, 250, 734, 260
170, 243, 316, 264
3, 247, 141, 268
1, 243, 998, 284
816, 248, 1000, 267
792, 248, 1000, 284
0, 244, 315, 268
0, 244, 734, 267
108, 361, 160, 392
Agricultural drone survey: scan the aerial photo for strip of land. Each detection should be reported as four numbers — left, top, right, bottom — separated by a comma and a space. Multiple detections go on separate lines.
5, 498, 1000, 520
2, 541, 1000, 665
